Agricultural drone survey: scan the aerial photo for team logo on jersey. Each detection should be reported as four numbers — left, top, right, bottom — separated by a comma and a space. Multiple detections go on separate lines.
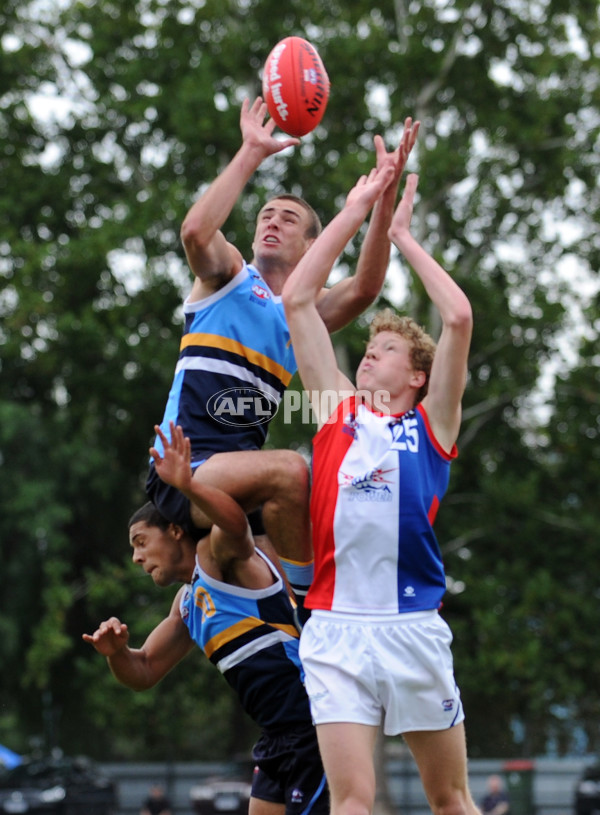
207, 386, 279, 426
250, 282, 271, 305
194, 585, 216, 620
342, 411, 358, 438
339, 466, 395, 501
180, 588, 191, 619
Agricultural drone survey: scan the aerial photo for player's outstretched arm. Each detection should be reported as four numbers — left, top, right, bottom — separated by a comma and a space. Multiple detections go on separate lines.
283, 165, 395, 425
388, 173, 473, 450
150, 422, 254, 565
180, 97, 300, 288
83, 601, 194, 691
316, 118, 419, 332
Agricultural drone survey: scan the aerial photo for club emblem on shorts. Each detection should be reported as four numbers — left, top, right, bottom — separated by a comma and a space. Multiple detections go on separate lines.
442, 699, 454, 712
291, 789, 304, 804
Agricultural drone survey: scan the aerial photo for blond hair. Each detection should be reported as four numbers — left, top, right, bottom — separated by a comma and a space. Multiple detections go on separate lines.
369, 308, 436, 403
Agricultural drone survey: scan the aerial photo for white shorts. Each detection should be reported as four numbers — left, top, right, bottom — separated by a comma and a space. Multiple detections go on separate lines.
299, 609, 464, 735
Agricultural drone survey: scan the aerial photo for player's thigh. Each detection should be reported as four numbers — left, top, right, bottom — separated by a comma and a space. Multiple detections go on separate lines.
403, 724, 473, 808
194, 449, 308, 506
249, 797, 285, 815
316, 722, 378, 808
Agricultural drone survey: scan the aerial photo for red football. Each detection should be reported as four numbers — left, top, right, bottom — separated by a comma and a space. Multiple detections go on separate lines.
262, 36, 330, 137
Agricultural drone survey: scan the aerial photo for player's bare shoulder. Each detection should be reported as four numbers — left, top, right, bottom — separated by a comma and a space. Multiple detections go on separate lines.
230, 549, 277, 590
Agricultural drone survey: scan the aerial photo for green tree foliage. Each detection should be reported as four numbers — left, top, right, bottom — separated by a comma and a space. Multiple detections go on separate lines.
0, 0, 598, 760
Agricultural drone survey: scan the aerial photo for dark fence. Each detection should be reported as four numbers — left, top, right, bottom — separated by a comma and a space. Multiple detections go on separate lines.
100, 756, 591, 815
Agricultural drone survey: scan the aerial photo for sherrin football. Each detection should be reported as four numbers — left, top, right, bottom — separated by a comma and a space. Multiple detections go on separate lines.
262, 36, 330, 137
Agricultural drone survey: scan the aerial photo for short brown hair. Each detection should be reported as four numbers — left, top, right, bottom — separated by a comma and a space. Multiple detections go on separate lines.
369, 308, 436, 403
269, 194, 322, 239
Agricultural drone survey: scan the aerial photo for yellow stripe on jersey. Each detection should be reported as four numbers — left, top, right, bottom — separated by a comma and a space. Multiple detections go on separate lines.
203, 617, 299, 659
180, 333, 294, 387
280, 557, 314, 568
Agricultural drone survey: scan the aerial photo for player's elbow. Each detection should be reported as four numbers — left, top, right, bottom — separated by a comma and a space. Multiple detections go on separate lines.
126, 672, 160, 692
109, 659, 158, 693
281, 280, 309, 313
180, 214, 193, 243
109, 670, 152, 692
180, 216, 209, 253
132, 680, 156, 692
352, 270, 385, 306
447, 299, 473, 334
352, 286, 379, 315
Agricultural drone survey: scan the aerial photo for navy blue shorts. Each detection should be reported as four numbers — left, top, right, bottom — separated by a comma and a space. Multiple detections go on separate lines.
251, 723, 328, 815
146, 462, 266, 541
146, 461, 208, 540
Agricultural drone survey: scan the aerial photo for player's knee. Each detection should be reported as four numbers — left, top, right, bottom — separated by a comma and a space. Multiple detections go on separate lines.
429, 792, 474, 815
332, 793, 373, 815
278, 450, 310, 492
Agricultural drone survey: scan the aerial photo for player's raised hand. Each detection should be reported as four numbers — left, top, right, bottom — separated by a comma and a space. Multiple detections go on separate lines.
388, 173, 419, 244
373, 117, 420, 193
395, 117, 420, 174
82, 617, 129, 656
346, 164, 396, 212
150, 422, 193, 493
240, 97, 300, 156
